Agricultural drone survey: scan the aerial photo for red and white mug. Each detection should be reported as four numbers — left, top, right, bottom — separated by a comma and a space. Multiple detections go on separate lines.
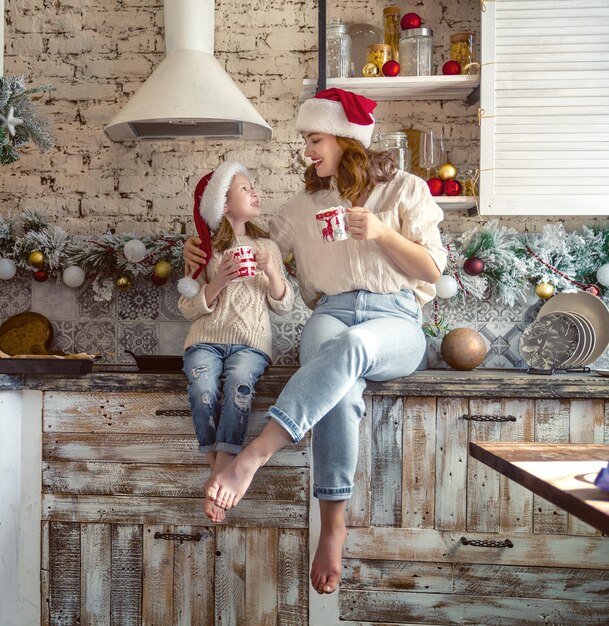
226, 245, 257, 281
315, 206, 349, 243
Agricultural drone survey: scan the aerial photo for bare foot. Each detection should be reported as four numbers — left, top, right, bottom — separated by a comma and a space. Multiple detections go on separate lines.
206, 452, 264, 510
203, 498, 225, 523
310, 524, 348, 594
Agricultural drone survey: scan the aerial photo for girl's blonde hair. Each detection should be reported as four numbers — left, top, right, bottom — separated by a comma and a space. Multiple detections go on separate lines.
303, 137, 397, 204
212, 217, 269, 253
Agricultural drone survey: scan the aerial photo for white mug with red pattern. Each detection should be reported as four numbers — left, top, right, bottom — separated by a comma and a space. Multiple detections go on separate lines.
226, 245, 257, 281
315, 206, 349, 243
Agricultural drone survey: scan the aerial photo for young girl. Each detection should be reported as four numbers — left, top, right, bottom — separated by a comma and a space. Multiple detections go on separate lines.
178, 161, 293, 523
184, 89, 446, 592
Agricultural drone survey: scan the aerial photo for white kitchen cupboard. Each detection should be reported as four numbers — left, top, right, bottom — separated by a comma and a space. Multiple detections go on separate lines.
479, 0, 609, 216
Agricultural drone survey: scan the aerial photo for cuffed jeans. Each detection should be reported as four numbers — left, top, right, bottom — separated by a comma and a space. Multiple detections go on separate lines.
183, 343, 269, 454
266, 290, 425, 500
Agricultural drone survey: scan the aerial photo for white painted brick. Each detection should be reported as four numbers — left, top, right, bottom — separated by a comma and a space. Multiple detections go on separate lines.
85, 58, 154, 79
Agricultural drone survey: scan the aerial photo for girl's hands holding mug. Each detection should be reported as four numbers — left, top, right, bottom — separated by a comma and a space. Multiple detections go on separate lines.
210, 253, 241, 291
255, 250, 278, 279
347, 207, 388, 241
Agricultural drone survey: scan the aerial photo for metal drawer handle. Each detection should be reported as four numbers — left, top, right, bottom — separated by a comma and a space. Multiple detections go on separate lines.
462, 414, 517, 422
460, 536, 513, 548
155, 409, 191, 416
154, 532, 202, 543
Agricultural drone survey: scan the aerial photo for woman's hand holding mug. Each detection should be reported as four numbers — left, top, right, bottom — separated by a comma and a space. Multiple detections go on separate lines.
346, 207, 388, 241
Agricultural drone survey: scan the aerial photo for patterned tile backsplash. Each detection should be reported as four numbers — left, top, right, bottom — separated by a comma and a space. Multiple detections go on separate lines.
1, 272, 609, 370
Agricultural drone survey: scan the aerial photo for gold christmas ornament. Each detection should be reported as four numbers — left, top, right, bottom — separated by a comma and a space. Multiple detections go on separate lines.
28, 250, 45, 268
115, 275, 132, 291
154, 260, 172, 280
440, 327, 487, 371
437, 162, 458, 181
362, 62, 380, 77
535, 282, 555, 299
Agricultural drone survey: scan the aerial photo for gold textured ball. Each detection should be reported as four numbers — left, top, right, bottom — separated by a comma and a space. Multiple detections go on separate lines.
440, 327, 487, 371
154, 260, 172, 280
28, 250, 45, 268
362, 62, 380, 77
534, 282, 555, 299
437, 162, 458, 181
115, 275, 132, 291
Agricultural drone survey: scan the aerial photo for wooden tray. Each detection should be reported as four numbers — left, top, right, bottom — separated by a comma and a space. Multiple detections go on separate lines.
0, 357, 94, 375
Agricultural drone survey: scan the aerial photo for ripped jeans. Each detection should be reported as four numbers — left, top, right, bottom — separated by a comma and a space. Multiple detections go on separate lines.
183, 343, 269, 454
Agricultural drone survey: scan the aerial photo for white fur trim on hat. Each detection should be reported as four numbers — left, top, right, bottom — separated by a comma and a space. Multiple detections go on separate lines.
199, 161, 251, 231
296, 99, 375, 148
177, 276, 200, 298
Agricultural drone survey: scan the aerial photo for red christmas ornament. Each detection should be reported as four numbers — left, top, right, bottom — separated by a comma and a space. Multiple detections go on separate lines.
427, 177, 444, 197
463, 256, 485, 276
442, 60, 461, 75
33, 269, 48, 282
151, 273, 168, 286
400, 12, 422, 30
586, 285, 601, 297
444, 179, 462, 196
382, 60, 400, 77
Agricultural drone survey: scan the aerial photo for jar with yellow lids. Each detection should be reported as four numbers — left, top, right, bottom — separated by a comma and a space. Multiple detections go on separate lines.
364, 43, 392, 76
450, 32, 477, 74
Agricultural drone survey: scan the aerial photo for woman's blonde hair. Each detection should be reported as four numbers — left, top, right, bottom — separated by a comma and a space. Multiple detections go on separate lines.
303, 137, 397, 204
212, 217, 269, 253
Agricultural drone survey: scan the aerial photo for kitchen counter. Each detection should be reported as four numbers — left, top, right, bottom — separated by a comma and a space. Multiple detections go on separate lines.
1, 366, 608, 398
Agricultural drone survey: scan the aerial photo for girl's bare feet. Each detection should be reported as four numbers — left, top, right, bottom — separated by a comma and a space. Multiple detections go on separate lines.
203, 498, 225, 522
310, 524, 348, 594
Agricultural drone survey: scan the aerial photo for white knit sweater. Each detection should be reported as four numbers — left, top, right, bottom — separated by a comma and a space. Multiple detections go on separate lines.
178, 235, 294, 359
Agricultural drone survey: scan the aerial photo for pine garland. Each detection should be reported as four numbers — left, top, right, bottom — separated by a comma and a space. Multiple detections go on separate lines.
0, 75, 54, 165
1, 209, 608, 307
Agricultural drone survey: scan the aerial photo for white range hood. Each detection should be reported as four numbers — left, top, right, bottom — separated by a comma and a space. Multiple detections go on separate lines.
104, 0, 272, 141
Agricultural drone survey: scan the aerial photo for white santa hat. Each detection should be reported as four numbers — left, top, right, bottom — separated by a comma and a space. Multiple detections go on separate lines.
295, 88, 377, 148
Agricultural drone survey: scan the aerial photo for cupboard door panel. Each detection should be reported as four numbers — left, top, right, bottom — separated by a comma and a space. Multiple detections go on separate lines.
346, 396, 372, 528
80, 523, 111, 626
48, 521, 81, 626
215, 527, 246, 625
245, 529, 279, 626
278, 529, 308, 626
435, 398, 469, 530
402, 397, 436, 529
110, 524, 143, 626
142, 525, 174, 626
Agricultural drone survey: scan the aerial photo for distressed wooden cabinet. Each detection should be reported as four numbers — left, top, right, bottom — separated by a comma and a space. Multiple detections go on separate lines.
40, 384, 309, 626
2, 369, 606, 625
337, 378, 609, 625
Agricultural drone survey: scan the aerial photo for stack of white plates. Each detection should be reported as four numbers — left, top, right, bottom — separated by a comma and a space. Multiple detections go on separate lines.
519, 291, 609, 371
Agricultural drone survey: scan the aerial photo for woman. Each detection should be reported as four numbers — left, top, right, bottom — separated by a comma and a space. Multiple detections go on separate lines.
183, 88, 446, 595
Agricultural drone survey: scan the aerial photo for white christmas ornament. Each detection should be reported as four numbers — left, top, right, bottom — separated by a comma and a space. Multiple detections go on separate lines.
123, 239, 147, 263
436, 275, 458, 299
596, 263, 609, 287
0, 257, 17, 280
177, 276, 200, 298
62, 265, 86, 288
0, 106, 24, 137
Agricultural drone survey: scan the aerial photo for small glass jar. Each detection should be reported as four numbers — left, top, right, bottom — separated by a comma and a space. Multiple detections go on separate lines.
399, 28, 433, 76
326, 17, 352, 78
383, 6, 401, 62
375, 131, 412, 173
450, 32, 477, 74
457, 168, 479, 196
365, 43, 392, 76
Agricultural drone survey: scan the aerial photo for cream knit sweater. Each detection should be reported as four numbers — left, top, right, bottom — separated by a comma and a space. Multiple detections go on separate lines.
178, 235, 294, 360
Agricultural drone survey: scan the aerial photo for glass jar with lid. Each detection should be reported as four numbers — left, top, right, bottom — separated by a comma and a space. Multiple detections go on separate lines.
399, 28, 433, 76
364, 43, 392, 76
383, 6, 401, 61
375, 131, 412, 173
326, 17, 352, 78
450, 32, 477, 74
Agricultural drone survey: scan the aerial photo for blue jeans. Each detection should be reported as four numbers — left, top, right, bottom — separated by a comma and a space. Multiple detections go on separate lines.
183, 343, 269, 454
266, 289, 425, 500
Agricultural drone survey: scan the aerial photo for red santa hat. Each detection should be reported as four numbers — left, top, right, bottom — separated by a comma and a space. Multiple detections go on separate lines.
178, 161, 250, 297
295, 88, 377, 148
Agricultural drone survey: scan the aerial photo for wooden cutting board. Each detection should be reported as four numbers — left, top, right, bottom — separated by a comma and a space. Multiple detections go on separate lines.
0, 311, 53, 355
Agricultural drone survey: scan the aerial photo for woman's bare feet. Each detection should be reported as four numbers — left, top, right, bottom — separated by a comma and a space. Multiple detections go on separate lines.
207, 420, 292, 509
206, 450, 264, 510
310, 524, 348, 594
